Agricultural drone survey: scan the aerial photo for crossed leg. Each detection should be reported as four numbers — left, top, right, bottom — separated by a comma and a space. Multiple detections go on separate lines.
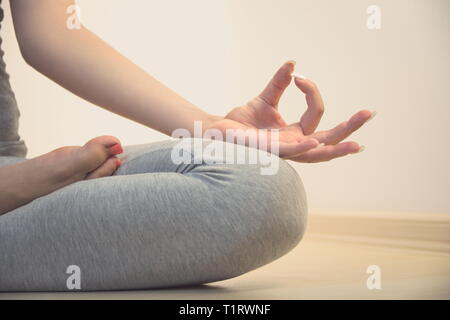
0, 139, 307, 291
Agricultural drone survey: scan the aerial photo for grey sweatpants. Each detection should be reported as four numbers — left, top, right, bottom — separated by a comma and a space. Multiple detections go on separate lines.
0, 139, 307, 291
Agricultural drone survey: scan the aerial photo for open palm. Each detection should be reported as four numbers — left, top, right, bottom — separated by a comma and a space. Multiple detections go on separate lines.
208, 61, 374, 163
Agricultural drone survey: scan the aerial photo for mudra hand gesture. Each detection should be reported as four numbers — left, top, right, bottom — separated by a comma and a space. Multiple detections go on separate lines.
208, 61, 374, 163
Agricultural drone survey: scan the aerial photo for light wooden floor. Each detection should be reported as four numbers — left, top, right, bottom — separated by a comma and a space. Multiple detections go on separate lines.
1, 211, 449, 300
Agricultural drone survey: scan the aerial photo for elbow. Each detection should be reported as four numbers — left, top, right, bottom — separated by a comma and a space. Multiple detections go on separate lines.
16, 31, 43, 69
17, 43, 34, 67
15, 23, 79, 72
11, 5, 54, 69
14, 17, 54, 70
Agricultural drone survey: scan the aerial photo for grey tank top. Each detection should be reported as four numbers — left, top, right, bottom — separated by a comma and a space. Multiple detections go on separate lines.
0, 0, 27, 157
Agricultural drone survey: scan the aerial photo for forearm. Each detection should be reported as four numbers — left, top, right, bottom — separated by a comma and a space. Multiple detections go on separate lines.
11, 1, 220, 136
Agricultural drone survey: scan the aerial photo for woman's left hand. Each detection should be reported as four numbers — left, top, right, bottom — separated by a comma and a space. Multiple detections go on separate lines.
207, 61, 375, 163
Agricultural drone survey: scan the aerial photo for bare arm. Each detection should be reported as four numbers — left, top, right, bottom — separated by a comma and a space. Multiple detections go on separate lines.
10, 1, 373, 162
10, 0, 220, 135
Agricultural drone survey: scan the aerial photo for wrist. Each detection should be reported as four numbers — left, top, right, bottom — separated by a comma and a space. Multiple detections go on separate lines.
202, 113, 223, 133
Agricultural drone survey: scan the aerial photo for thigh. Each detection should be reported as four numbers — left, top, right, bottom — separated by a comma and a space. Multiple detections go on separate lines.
0, 139, 307, 291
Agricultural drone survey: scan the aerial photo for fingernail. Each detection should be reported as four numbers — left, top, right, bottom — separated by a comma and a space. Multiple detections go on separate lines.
366, 111, 377, 123
109, 144, 123, 155
355, 145, 365, 154
288, 60, 296, 66
292, 73, 306, 80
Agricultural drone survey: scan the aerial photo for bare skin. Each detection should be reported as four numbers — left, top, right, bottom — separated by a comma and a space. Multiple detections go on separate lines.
0, 136, 123, 215
208, 61, 373, 161
1, 1, 375, 215
9, 1, 373, 157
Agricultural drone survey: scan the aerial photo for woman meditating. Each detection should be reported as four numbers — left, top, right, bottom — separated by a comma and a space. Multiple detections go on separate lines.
0, 0, 373, 291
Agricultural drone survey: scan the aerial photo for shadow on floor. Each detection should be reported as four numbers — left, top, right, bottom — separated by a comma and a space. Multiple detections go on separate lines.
0, 283, 235, 300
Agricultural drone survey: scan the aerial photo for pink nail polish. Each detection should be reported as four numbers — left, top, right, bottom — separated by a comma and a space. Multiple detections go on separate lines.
110, 144, 123, 155
114, 158, 122, 167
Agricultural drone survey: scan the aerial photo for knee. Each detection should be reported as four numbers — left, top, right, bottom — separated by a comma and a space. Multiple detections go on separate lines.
270, 159, 308, 246
247, 159, 307, 258
210, 158, 308, 279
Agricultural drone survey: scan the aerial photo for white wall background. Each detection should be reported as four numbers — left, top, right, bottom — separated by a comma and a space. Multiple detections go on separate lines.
1, 0, 449, 213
